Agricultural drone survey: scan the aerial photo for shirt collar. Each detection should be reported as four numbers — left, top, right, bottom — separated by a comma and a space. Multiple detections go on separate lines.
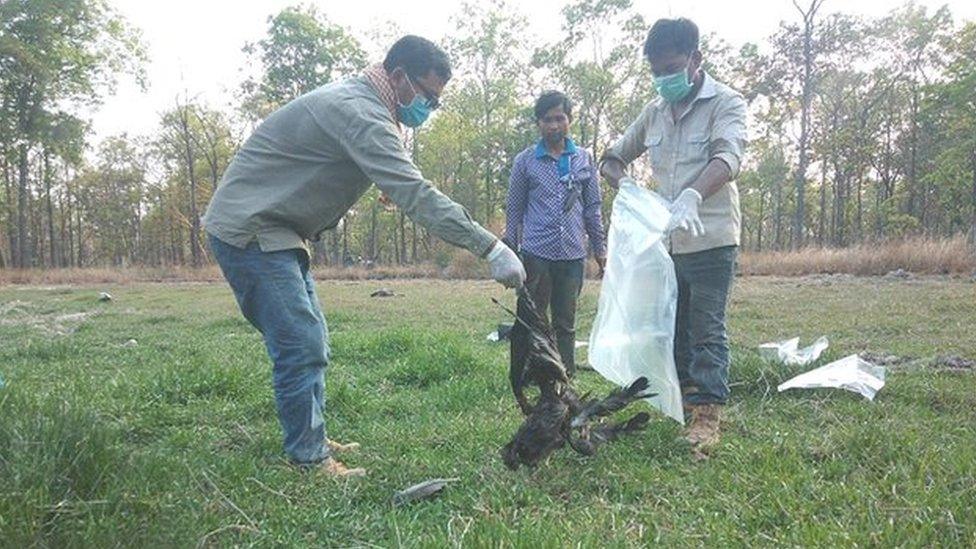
535, 137, 577, 159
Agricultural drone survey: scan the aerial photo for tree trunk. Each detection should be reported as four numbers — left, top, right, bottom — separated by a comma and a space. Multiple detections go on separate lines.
44, 152, 57, 268
59, 190, 68, 267
818, 159, 827, 246
342, 215, 349, 265
773, 175, 783, 250
399, 211, 407, 265
3, 151, 17, 268
905, 85, 919, 221
17, 143, 32, 268
970, 147, 976, 250
178, 102, 202, 267
791, 0, 823, 250
369, 200, 378, 261
75, 192, 84, 267
411, 220, 418, 263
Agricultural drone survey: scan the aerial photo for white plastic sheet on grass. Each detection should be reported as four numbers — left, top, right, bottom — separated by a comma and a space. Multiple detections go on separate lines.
587, 178, 683, 423
759, 336, 829, 366
777, 354, 887, 400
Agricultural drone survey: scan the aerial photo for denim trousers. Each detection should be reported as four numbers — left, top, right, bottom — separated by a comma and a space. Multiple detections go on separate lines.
672, 245, 737, 405
521, 252, 585, 375
209, 234, 330, 463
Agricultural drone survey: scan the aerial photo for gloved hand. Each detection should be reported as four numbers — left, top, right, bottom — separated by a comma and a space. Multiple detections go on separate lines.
667, 188, 705, 237
486, 241, 526, 288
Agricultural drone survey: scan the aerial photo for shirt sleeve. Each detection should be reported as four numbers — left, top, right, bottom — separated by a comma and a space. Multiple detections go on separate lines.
338, 100, 497, 258
581, 152, 606, 257
600, 102, 654, 167
504, 152, 529, 251
709, 92, 748, 179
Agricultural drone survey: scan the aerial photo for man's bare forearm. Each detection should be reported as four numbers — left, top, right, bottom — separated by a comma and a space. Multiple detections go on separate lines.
688, 158, 732, 200
600, 158, 627, 188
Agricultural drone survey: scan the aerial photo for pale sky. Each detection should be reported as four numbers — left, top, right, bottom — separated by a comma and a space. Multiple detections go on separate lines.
93, 0, 976, 142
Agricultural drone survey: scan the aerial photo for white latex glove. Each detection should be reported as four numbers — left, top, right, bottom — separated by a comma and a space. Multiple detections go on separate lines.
667, 188, 705, 237
486, 241, 526, 289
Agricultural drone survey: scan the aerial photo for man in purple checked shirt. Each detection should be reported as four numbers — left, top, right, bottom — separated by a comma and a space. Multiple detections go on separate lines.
504, 91, 607, 377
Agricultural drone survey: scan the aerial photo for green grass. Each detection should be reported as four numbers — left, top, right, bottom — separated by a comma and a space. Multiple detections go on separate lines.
1, 277, 974, 547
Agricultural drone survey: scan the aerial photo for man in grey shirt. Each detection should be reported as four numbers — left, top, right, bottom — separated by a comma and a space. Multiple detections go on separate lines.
600, 19, 747, 458
204, 36, 525, 476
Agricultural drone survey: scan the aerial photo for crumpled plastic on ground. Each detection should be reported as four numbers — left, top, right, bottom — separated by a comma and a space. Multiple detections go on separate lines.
587, 178, 683, 423
777, 354, 887, 400
486, 323, 515, 342
759, 336, 829, 366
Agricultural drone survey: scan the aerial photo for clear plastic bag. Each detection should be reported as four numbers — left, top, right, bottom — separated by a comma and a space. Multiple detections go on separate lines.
778, 354, 886, 400
759, 336, 829, 366
587, 179, 684, 423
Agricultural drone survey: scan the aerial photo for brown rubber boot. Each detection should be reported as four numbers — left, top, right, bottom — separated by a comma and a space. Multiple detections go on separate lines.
684, 404, 722, 460
317, 457, 366, 478
326, 439, 361, 453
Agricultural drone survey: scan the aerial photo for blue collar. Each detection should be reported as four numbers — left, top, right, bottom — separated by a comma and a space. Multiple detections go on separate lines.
535, 137, 577, 159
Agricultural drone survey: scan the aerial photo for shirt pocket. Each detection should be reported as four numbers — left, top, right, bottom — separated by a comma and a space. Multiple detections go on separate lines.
644, 132, 665, 171
683, 132, 710, 164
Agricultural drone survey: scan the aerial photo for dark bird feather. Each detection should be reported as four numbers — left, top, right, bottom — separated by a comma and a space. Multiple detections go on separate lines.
495, 290, 652, 470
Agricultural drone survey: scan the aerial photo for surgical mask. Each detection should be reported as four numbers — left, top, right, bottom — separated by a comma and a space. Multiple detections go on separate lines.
397, 76, 433, 128
654, 63, 694, 103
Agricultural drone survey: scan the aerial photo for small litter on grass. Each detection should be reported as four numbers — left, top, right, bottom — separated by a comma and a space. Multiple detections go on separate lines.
98, 292, 113, 302
884, 268, 913, 280
931, 355, 975, 372
574, 340, 588, 349
392, 478, 458, 506
486, 323, 514, 343
860, 352, 910, 367
778, 354, 886, 400
759, 336, 829, 366
122, 339, 138, 348
0, 373, 5, 389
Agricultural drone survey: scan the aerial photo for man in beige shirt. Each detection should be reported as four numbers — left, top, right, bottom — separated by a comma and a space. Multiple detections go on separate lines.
600, 18, 747, 457
204, 36, 525, 476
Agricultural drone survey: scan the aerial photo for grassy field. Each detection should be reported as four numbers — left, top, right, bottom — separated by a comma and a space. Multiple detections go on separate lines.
1, 276, 974, 547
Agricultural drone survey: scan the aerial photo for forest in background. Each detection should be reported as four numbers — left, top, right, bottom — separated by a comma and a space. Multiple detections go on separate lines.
2, 0, 975, 270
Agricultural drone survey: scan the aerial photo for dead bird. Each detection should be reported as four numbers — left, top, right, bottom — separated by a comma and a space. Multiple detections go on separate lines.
494, 289, 655, 470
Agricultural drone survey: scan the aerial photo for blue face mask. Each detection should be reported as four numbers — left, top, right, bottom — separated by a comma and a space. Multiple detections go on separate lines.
397, 76, 433, 128
654, 62, 694, 103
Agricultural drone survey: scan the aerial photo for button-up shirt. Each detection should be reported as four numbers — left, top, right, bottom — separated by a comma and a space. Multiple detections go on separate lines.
203, 72, 497, 258
602, 72, 747, 254
505, 138, 606, 261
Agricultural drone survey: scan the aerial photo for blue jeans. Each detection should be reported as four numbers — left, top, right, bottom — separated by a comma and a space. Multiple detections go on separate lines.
672, 246, 737, 405
209, 234, 330, 463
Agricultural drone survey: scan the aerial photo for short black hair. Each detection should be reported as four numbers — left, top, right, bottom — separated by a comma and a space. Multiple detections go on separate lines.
534, 91, 573, 121
643, 18, 699, 59
383, 35, 452, 81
